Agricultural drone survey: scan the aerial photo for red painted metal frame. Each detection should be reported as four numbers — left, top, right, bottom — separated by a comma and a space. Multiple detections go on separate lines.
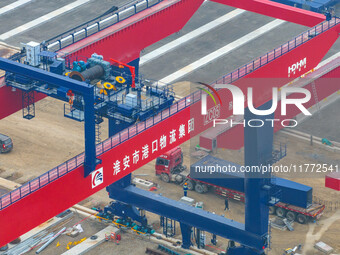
61, 0, 204, 63
0, 0, 204, 120
211, 0, 325, 27
325, 173, 340, 191
1, 19, 340, 245
0, 0, 328, 120
217, 64, 340, 150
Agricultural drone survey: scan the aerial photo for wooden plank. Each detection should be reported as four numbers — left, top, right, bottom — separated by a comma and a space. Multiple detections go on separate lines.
0, 177, 21, 191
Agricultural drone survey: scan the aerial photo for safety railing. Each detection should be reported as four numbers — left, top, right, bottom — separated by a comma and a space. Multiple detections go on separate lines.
0, 91, 201, 210
213, 17, 340, 85
1, 17, 340, 211
46, 0, 165, 52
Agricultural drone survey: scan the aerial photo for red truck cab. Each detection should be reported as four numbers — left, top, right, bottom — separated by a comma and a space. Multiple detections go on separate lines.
155, 146, 186, 183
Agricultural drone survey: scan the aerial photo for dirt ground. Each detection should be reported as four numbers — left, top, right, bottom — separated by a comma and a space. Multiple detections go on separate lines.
1, 80, 340, 254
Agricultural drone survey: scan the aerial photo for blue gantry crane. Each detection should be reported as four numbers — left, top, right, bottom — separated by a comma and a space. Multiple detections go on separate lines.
1, 42, 174, 177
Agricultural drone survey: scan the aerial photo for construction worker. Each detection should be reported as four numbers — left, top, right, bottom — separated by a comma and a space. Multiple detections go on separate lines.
224, 198, 229, 211
183, 182, 188, 197
211, 234, 217, 245
116, 234, 121, 245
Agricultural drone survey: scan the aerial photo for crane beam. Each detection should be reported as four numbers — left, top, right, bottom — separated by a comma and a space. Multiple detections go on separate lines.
210, 0, 326, 27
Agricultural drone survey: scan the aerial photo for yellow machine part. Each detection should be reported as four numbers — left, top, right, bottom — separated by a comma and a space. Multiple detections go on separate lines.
116, 76, 126, 84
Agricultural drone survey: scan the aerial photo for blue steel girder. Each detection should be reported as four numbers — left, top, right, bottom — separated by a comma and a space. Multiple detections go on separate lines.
107, 184, 266, 251
0, 57, 96, 177
244, 101, 274, 236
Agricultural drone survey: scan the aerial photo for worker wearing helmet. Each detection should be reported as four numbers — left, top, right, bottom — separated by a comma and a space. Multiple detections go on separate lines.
224, 198, 229, 211
183, 182, 188, 197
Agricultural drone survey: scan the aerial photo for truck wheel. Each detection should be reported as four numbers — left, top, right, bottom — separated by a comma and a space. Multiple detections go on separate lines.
202, 184, 209, 193
275, 207, 286, 218
286, 211, 296, 221
195, 183, 204, 193
269, 206, 276, 215
296, 214, 307, 224
161, 173, 170, 183
186, 180, 195, 190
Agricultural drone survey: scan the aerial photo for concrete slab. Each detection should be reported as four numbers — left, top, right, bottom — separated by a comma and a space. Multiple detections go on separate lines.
61, 225, 118, 255
315, 241, 334, 254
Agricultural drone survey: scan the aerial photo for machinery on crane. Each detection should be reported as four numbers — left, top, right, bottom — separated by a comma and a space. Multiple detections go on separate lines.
3, 41, 174, 177
6, 46, 174, 130
155, 147, 325, 224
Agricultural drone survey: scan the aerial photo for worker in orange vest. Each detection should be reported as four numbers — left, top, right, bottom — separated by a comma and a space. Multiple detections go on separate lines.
183, 182, 188, 197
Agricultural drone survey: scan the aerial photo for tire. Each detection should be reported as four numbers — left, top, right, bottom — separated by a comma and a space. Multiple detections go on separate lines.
269, 206, 276, 215
296, 214, 307, 224
186, 180, 195, 190
286, 211, 297, 221
161, 173, 170, 183
195, 183, 204, 193
276, 207, 286, 218
202, 184, 209, 193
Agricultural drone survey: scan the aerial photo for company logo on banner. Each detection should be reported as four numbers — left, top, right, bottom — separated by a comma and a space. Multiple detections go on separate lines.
200, 83, 312, 128
288, 57, 307, 77
92, 167, 104, 188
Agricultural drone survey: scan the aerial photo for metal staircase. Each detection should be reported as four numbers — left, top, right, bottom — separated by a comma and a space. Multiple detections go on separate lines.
22, 90, 35, 120
311, 81, 321, 118
95, 115, 104, 144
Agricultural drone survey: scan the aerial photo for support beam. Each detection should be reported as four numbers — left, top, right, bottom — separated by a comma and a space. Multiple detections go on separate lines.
107, 185, 266, 250
180, 223, 192, 249
210, 0, 325, 27
0, 58, 92, 94
244, 101, 273, 236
